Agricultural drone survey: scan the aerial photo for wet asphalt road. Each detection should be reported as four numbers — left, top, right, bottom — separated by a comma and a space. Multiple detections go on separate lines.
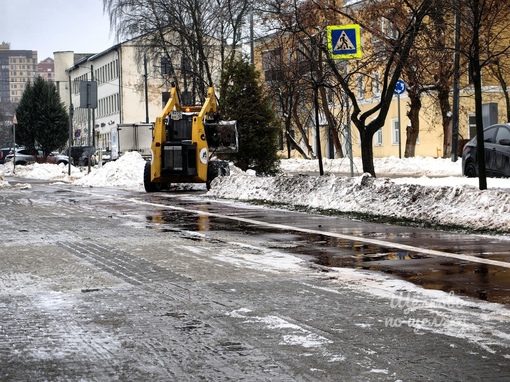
1, 180, 510, 381
141, 192, 510, 307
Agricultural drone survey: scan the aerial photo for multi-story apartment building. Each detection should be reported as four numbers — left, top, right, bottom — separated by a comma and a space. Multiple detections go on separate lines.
37, 57, 55, 82
0, 43, 38, 104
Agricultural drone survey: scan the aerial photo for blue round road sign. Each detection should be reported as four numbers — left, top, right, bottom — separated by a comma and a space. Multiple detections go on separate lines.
394, 79, 407, 95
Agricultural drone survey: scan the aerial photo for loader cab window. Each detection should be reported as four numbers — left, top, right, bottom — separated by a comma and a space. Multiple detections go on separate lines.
166, 113, 194, 141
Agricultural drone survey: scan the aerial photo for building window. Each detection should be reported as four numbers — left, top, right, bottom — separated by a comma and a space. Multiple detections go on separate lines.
468, 114, 476, 138
262, 47, 283, 82
375, 128, 383, 146
372, 71, 381, 97
181, 56, 191, 74
382, 18, 399, 39
391, 118, 400, 145
356, 74, 364, 99
161, 57, 173, 75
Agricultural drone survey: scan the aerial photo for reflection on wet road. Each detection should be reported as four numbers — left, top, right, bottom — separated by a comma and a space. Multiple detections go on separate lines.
139, 193, 510, 306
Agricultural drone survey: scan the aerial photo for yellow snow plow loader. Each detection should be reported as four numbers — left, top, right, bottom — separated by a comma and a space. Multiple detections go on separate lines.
144, 85, 237, 192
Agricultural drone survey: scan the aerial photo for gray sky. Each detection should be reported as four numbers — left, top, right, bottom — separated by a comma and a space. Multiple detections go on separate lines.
2, 0, 115, 62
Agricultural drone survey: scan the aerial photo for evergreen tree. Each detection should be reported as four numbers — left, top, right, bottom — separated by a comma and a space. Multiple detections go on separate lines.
15, 77, 68, 155
220, 58, 280, 175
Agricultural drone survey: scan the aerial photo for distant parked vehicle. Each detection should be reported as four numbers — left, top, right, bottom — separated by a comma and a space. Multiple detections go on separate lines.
78, 147, 98, 167
0, 148, 13, 164
4, 149, 69, 166
99, 149, 112, 165
462, 123, 510, 177
63, 146, 96, 166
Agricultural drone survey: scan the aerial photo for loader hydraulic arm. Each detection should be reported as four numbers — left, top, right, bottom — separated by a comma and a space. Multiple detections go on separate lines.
151, 87, 181, 180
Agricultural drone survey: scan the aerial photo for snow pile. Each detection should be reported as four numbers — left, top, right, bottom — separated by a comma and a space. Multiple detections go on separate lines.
1, 151, 509, 233
1, 161, 85, 183
280, 155, 462, 177
208, 172, 510, 232
0, 175, 9, 189
73, 151, 146, 190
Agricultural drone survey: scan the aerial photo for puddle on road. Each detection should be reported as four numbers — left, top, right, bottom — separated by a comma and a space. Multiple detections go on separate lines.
143, 208, 510, 306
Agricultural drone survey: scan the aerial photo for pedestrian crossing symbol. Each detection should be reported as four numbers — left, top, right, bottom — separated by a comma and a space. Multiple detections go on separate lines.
327, 24, 362, 59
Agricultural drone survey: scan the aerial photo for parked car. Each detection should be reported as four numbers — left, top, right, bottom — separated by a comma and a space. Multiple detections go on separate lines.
0, 147, 13, 164
462, 123, 510, 177
63, 146, 97, 166
78, 147, 98, 166
98, 149, 112, 164
4, 149, 69, 166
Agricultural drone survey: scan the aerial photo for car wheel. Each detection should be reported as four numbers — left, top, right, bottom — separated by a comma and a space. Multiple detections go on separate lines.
465, 160, 478, 178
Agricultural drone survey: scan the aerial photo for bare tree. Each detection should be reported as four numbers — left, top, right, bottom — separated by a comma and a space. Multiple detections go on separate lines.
402, 4, 458, 158
448, 0, 510, 189
318, 0, 437, 176
256, 10, 347, 161
103, 0, 250, 101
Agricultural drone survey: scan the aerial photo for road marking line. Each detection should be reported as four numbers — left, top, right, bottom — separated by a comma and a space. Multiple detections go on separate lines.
61, 188, 510, 270
130, 198, 510, 270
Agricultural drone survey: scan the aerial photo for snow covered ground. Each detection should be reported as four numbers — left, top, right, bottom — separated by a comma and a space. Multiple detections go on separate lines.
1, 152, 509, 233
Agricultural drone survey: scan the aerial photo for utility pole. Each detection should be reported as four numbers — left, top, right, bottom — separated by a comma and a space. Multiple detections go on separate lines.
250, 1, 254, 65
451, 0, 461, 162
144, 53, 149, 123
91, 65, 96, 148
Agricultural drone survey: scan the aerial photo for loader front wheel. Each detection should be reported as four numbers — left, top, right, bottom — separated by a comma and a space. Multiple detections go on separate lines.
206, 161, 230, 190
143, 161, 161, 192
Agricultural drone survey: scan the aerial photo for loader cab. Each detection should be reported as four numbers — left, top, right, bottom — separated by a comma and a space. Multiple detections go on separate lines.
161, 112, 198, 176
166, 112, 194, 141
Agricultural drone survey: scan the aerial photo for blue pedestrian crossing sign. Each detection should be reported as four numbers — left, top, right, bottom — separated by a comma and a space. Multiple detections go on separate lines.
327, 24, 362, 59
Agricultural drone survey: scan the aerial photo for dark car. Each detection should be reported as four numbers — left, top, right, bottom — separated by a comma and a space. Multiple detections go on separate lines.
0, 148, 13, 165
462, 123, 510, 177
78, 147, 98, 166
64, 146, 96, 166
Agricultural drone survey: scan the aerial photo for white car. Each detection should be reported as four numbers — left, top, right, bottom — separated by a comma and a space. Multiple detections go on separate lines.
5, 149, 69, 166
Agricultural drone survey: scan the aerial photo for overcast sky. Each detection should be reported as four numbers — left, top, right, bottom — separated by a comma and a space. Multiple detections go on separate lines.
2, 0, 116, 62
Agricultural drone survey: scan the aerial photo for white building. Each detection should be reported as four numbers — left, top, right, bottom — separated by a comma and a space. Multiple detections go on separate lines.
54, 41, 162, 154
54, 33, 226, 156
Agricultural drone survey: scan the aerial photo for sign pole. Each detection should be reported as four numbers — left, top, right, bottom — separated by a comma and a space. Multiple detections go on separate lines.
394, 79, 407, 159
12, 113, 17, 174
398, 93, 402, 159
327, 24, 361, 176
344, 64, 353, 177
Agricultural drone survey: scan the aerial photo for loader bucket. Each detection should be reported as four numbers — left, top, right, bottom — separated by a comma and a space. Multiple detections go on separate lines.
204, 120, 238, 153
